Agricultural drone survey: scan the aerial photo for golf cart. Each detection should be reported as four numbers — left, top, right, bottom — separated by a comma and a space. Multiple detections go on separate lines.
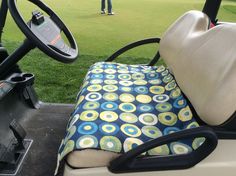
0, 0, 236, 176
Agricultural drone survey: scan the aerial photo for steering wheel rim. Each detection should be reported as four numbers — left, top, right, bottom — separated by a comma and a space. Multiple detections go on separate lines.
8, 0, 79, 63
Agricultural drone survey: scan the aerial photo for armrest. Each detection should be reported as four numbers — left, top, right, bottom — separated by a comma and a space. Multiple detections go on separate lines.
105, 38, 160, 65
109, 126, 218, 173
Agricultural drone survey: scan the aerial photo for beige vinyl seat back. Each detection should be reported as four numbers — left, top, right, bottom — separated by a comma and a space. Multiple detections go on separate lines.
159, 10, 236, 126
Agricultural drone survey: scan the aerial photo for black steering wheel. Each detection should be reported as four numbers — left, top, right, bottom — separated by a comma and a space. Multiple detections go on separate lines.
8, 0, 79, 63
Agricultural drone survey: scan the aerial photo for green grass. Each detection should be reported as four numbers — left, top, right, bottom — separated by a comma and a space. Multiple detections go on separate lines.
224, 5, 236, 14
2, 0, 236, 103
5, 41, 161, 103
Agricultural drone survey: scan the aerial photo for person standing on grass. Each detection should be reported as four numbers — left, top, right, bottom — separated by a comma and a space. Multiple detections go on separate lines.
101, 0, 114, 15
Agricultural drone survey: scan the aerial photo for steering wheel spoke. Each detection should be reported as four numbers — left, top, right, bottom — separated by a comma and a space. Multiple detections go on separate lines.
50, 14, 65, 31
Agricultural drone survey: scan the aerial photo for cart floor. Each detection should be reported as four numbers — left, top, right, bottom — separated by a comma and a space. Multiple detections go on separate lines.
17, 103, 74, 176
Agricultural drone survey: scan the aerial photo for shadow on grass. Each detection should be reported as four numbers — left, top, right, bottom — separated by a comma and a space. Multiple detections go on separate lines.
79, 13, 105, 19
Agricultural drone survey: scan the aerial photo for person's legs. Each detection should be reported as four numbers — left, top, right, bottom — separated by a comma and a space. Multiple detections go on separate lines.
107, 0, 112, 13
101, 0, 105, 11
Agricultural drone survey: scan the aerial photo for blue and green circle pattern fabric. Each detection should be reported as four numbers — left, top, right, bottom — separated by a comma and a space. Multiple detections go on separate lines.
100, 136, 122, 152
77, 122, 98, 135
76, 135, 98, 148
121, 124, 142, 137
101, 102, 118, 111
80, 110, 99, 121
120, 113, 138, 123
58, 62, 203, 166
99, 123, 119, 135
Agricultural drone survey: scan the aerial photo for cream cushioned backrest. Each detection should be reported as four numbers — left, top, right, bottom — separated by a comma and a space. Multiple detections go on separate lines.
159, 10, 236, 126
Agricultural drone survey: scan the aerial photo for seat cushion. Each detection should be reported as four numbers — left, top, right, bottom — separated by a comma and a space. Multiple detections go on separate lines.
56, 62, 203, 170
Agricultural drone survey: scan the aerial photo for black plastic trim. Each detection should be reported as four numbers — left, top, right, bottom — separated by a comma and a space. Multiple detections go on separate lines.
217, 112, 236, 130
202, 0, 222, 24
213, 128, 236, 139
211, 112, 236, 139
0, 0, 8, 43
148, 51, 160, 66
105, 38, 160, 64
9, 119, 26, 150
109, 126, 218, 173
0, 47, 8, 62
6, 72, 39, 109
0, 39, 34, 76
0, 139, 33, 176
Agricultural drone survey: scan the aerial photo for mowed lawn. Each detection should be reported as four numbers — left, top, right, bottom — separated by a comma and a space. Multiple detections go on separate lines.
2, 0, 236, 103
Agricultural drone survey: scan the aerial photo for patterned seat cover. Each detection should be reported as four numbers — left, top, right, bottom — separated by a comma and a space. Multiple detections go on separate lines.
56, 62, 204, 172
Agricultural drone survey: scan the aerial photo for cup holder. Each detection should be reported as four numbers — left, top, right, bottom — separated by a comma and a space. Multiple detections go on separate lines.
22, 73, 34, 79
10, 73, 35, 86
11, 76, 26, 83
